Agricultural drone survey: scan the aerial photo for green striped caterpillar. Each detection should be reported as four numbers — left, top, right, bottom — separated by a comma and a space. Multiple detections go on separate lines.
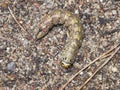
35, 9, 83, 68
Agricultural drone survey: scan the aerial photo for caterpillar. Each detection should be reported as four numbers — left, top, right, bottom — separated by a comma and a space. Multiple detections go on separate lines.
35, 9, 83, 68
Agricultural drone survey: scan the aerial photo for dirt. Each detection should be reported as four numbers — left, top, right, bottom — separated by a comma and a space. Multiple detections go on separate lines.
0, 0, 120, 90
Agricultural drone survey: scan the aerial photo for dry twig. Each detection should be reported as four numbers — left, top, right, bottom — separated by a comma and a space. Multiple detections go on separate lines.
8, 7, 25, 32
60, 44, 119, 90
79, 46, 120, 90
8, 6, 31, 38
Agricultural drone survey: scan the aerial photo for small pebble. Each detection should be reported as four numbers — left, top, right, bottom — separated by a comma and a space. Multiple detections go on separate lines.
75, 9, 79, 14
6, 62, 15, 72
109, 66, 118, 73
112, 10, 117, 15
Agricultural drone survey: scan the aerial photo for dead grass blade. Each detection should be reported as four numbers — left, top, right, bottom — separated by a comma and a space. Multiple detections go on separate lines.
8, 6, 32, 39
79, 46, 120, 90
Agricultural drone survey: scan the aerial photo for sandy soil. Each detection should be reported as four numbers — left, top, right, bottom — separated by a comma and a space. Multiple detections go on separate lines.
0, 0, 120, 90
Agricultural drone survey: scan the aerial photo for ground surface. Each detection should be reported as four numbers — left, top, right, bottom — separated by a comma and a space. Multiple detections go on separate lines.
0, 0, 120, 90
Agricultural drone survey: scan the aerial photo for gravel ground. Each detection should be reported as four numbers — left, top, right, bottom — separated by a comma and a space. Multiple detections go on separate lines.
0, 0, 120, 90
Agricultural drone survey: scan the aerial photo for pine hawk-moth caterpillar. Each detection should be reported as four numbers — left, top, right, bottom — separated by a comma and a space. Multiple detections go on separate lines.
35, 9, 83, 68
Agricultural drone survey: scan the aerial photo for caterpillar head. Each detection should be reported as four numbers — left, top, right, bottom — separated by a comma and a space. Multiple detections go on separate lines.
60, 56, 73, 69
61, 60, 72, 69
60, 49, 75, 69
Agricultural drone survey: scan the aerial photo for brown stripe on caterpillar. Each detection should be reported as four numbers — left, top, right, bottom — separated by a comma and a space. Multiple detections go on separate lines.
35, 9, 83, 68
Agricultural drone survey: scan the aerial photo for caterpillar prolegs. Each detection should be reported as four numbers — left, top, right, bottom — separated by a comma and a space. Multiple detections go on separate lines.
35, 9, 83, 68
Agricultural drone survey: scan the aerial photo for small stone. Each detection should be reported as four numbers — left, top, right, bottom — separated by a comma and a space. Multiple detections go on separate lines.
75, 9, 79, 14
88, 71, 92, 76
100, 0, 103, 2
116, 20, 120, 24
87, 0, 90, 2
80, 71, 84, 75
112, 67, 118, 72
112, 10, 117, 15
109, 66, 118, 73
22, 38, 29, 46
0, 58, 3, 63
97, 75, 102, 81
84, 8, 90, 13
74, 62, 81, 68
100, 0, 106, 2
6, 62, 15, 72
